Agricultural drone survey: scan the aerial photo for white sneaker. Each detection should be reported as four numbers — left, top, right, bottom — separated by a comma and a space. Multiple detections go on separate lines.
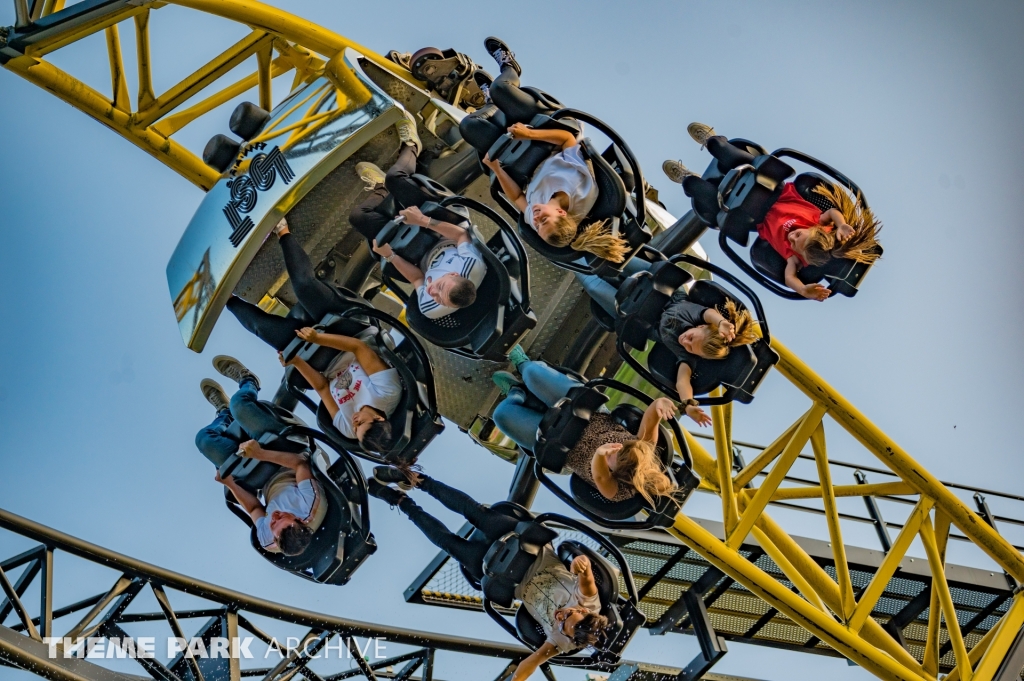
662, 160, 697, 185
355, 162, 386, 191
395, 109, 423, 156
687, 122, 717, 148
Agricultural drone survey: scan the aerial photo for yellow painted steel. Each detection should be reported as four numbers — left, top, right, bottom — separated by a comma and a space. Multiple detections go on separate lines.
810, 423, 856, 620
775, 340, 1024, 582
733, 417, 800, 488
750, 524, 827, 612
767, 480, 916, 501
970, 593, 1024, 681
921, 516, 973, 681
711, 393, 739, 535
103, 24, 129, 112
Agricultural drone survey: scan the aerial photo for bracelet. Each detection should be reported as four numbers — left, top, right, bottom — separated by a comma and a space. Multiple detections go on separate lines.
682, 398, 699, 409
427, 217, 439, 229
384, 254, 394, 262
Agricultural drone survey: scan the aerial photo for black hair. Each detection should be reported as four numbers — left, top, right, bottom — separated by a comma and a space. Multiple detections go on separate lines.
278, 522, 313, 556
572, 612, 610, 647
360, 410, 393, 453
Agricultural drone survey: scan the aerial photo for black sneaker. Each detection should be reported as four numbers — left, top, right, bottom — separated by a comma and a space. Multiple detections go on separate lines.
367, 479, 406, 507
373, 465, 413, 490
484, 37, 520, 76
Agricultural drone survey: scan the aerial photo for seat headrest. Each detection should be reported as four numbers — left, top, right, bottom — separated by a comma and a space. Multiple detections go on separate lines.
580, 139, 626, 221
535, 387, 609, 471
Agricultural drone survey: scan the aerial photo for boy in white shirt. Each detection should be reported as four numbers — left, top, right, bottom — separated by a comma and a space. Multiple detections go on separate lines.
371, 205, 487, 319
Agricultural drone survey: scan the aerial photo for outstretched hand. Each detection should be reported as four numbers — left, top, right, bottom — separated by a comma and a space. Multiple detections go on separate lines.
799, 283, 831, 302
652, 397, 678, 421
836, 222, 855, 243
717, 319, 736, 342
684, 404, 712, 427
507, 122, 535, 140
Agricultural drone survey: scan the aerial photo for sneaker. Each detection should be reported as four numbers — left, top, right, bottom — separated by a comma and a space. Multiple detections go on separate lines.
386, 50, 412, 70
200, 378, 229, 413
212, 355, 260, 390
355, 162, 386, 191
483, 37, 520, 76
395, 109, 423, 156
662, 160, 698, 185
373, 465, 413, 490
492, 370, 523, 397
687, 122, 717, 149
367, 479, 406, 507
273, 217, 290, 237
506, 345, 529, 371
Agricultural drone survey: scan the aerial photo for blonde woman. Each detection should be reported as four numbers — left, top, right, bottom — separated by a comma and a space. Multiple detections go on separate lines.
490, 348, 678, 506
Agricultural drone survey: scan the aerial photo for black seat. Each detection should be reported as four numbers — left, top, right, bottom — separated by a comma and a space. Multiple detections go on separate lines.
614, 255, 779, 407
381, 197, 536, 362
528, 379, 698, 529
281, 305, 444, 465
485, 109, 650, 276
474, 509, 644, 664
221, 431, 376, 585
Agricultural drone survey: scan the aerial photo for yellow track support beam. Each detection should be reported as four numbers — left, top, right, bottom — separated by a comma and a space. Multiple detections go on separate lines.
711, 391, 739, 534
133, 10, 156, 112
765, 480, 916, 501
921, 515, 973, 681
810, 422, 856, 620
733, 417, 800, 488
775, 340, 1024, 582
104, 24, 130, 112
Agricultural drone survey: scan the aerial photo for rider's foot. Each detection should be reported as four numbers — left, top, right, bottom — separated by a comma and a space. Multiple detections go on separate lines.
395, 109, 423, 156
492, 371, 523, 397
484, 37, 521, 76
687, 122, 717, 149
373, 465, 416, 490
506, 345, 529, 372
662, 160, 698, 185
200, 379, 229, 413
355, 162, 386, 191
367, 479, 407, 508
212, 355, 260, 390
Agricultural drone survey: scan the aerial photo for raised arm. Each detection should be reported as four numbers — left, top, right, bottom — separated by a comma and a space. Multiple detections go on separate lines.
590, 443, 623, 500
509, 122, 578, 150
820, 207, 854, 242
294, 329, 389, 375
701, 307, 736, 342
238, 440, 312, 483
675, 363, 711, 427
482, 154, 528, 211
784, 256, 830, 301
511, 643, 559, 681
570, 554, 598, 598
400, 206, 470, 245
218, 472, 266, 522
638, 397, 677, 444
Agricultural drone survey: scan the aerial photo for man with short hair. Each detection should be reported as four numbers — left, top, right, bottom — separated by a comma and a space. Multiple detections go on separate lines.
195, 357, 326, 557
371, 205, 486, 318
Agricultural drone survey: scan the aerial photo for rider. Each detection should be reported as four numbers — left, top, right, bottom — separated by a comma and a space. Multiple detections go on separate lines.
195, 357, 326, 556
367, 469, 609, 677
662, 123, 882, 300
371, 205, 486, 319
490, 347, 678, 506
658, 290, 759, 425
460, 37, 628, 263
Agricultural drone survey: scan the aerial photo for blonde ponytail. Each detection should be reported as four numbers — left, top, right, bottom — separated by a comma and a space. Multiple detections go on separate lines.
570, 220, 629, 263
813, 183, 883, 265
700, 300, 759, 359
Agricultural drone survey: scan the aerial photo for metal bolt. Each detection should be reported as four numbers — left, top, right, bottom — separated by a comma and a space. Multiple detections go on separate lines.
316, 269, 325, 278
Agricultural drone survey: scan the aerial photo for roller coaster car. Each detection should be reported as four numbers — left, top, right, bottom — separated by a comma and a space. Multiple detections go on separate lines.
280, 304, 443, 466
529, 378, 698, 530
614, 255, 779, 406
219, 427, 376, 586
485, 109, 649, 277
460, 507, 645, 666
690, 140, 882, 300
377, 197, 536, 362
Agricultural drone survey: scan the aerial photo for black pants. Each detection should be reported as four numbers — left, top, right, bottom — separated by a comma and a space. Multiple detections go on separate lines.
459, 66, 549, 157
226, 233, 364, 351
399, 476, 520, 582
682, 136, 757, 218
349, 145, 435, 244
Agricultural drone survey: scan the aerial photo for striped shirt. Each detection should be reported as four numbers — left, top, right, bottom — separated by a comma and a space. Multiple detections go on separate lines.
415, 239, 486, 319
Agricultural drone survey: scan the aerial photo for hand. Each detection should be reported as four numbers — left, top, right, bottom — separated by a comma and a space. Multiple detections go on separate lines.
296, 327, 320, 344
237, 440, 262, 459
399, 206, 428, 227
214, 470, 229, 485
684, 404, 712, 427
595, 442, 623, 461
481, 153, 500, 171
799, 283, 831, 302
507, 122, 535, 140
274, 217, 289, 237
652, 397, 677, 421
278, 351, 296, 367
836, 222, 855, 243
371, 239, 394, 259
717, 319, 736, 343
570, 555, 591, 575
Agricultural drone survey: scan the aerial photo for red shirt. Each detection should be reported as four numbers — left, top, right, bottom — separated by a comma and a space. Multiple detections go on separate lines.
756, 183, 827, 266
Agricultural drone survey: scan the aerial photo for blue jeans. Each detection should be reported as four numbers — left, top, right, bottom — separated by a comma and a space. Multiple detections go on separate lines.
492, 361, 583, 450
194, 379, 288, 467
574, 257, 651, 318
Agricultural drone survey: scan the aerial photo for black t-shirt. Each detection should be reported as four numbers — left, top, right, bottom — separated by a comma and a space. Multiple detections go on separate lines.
658, 291, 710, 369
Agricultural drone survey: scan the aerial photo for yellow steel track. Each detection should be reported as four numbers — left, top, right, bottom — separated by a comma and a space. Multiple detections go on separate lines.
3, 2, 1022, 680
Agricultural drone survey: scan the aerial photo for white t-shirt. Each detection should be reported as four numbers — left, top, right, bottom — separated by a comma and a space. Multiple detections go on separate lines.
415, 238, 487, 319
255, 471, 327, 553
325, 352, 403, 438
524, 145, 598, 231
514, 546, 603, 653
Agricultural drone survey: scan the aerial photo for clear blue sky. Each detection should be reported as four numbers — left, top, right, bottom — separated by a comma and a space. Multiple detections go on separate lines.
1, 2, 1023, 680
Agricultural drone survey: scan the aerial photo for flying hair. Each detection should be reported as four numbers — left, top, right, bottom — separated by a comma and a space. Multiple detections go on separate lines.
611, 440, 679, 507
804, 183, 883, 266
700, 300, 760, 358
569, 220, 629, 263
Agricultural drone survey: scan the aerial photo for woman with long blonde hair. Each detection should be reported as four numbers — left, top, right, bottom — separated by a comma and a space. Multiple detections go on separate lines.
489, 348, 679, 506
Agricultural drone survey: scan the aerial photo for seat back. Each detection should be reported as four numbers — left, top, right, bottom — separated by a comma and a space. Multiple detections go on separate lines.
460, 501, 533, 590
481, 520, 559, 608
486, 113, 580, 187
534, 387, 610, 472
376, 199, 465, 282
216, 408, 309, 490
614, 261, 693, 349
716, 154, 795, 246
